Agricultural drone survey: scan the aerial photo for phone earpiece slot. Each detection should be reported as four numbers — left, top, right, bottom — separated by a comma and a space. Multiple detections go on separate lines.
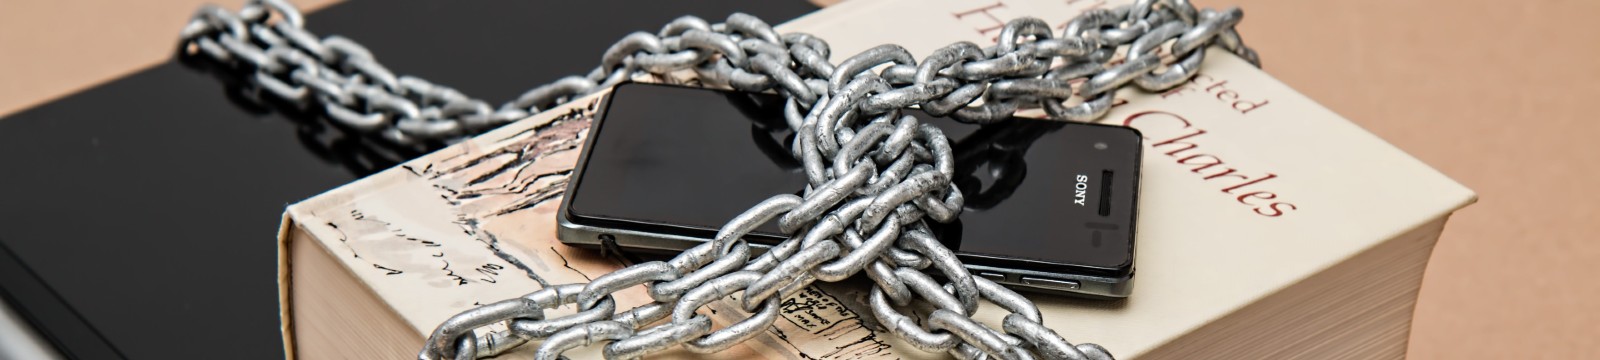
1098, 170, 1114, 216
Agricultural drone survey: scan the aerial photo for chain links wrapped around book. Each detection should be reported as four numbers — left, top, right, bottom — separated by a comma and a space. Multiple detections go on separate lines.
179, 1, 1258, 359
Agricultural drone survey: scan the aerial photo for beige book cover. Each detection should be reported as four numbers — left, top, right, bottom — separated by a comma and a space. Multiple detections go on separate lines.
278, 0, 1476, 358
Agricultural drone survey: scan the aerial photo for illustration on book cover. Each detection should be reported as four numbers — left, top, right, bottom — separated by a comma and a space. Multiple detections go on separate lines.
303, 85, 907, 359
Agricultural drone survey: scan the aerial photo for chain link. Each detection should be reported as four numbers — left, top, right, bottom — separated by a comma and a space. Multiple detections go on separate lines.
179, 1, 1258, 359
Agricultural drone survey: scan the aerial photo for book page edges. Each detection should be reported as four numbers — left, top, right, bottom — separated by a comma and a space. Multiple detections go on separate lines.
1140, 215, 1448, 358
283, 221, 427, 359
277, 211, 295, 360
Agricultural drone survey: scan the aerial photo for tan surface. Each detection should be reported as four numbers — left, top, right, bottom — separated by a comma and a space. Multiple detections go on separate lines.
2, 0, 1596, 358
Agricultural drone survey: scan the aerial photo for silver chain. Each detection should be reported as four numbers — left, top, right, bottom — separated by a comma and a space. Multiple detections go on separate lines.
180, 1, 1257, 359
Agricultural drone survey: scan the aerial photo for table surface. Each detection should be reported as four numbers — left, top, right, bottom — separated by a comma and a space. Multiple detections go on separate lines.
3, 0, 1597, 358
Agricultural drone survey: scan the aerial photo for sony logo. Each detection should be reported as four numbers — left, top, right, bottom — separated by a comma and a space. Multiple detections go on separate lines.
1074, 174, 1089, 206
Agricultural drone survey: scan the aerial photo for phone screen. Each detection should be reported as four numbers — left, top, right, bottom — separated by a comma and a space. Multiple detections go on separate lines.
566, 83, 1141, 275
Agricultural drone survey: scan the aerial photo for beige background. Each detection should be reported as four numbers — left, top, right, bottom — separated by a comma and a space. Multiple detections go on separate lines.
2, 0, 1597, 358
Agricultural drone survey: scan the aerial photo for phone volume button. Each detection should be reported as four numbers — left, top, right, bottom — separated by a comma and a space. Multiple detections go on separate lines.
1020, 276, 1081, 290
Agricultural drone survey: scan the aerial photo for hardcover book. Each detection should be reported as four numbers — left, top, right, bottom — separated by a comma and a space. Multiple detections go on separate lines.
277, 0, 1476, 358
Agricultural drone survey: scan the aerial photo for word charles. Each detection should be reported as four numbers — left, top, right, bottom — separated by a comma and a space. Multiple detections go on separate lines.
950, 1, 1293, 217
1124, 111, 1298, 217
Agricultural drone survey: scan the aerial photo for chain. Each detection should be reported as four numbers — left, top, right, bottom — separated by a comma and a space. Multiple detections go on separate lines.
179, 1, 1258, 359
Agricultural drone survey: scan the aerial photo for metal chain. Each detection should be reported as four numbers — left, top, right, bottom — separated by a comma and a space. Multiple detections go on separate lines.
179, 1, 1258, 359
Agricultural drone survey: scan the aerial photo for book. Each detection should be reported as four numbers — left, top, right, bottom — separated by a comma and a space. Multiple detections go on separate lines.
277, 0, 1476, 359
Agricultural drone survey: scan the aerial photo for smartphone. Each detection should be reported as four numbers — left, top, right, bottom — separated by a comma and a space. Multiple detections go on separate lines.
558, 82, 1142, 298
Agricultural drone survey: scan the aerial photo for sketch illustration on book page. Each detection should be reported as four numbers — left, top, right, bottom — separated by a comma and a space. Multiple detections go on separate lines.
301, 76, 912, 359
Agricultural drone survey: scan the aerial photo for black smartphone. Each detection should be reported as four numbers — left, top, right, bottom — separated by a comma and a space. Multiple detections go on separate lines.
558, 82, 1142, 298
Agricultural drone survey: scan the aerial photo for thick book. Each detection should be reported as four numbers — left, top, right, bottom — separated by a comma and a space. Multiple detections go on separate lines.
277, 0, 1476, 359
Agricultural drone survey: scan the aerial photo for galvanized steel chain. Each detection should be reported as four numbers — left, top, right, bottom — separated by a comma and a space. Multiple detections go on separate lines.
178, 1, 1258, 359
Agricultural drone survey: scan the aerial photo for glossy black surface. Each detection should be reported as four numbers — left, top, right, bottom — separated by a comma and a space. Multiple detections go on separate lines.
566, 83, 1142, 277
0, 242, 121, 359
0, 2, 816, 359
569, 82, 809, 241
